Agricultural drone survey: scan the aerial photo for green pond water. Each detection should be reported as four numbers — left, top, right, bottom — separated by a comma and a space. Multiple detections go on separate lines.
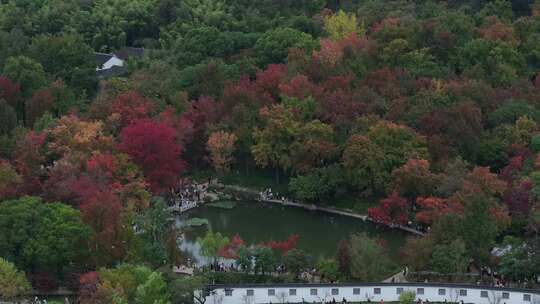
175, 201, 408, 265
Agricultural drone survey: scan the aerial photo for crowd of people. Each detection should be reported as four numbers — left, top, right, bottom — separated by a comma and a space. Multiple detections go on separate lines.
168, 181, 209, 212
209, 262, 237, 272
293, 297, 349, 303
30, 296, 70, 304
259, 188, 291, 204
259, 188, 276, 201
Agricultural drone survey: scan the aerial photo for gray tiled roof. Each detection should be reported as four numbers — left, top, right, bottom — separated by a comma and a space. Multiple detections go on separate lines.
96, 65, 128, 79
94, 52, 114, 66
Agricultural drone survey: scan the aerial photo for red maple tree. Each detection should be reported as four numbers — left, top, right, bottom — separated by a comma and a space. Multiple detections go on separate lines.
0, 75, 20, 106
218, 234, 245, 259
368, 192, 410, 225
111, 91, 156, 128
263, 234, 300, 255
415, 196, 463, 226
80, 190, 125, 265
119, 119, 186, 193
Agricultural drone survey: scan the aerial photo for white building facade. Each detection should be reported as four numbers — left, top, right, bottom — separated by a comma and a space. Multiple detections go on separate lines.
97, 55, 124, 70
195, 283, 540, 304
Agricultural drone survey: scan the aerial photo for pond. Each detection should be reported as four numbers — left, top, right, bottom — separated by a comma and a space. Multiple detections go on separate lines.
175, 201, 408, 265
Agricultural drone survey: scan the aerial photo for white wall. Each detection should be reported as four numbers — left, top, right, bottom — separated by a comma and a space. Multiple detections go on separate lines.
196, 284, 540, 304
98, 56, 124, 70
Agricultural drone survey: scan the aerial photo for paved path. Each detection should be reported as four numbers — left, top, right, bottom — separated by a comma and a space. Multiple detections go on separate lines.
173, 265, 195, 275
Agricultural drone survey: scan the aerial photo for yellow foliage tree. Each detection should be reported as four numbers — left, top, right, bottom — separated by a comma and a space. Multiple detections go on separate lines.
207, 131, 237, 174
47, 115, 114, 163
0, 258, 31, 302
324, 10, 364, 41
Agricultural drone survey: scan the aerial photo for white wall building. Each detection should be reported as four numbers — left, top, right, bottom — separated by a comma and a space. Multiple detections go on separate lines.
195, 283, 540, 304
94, 47, 145, 78
97, 55, 124, 70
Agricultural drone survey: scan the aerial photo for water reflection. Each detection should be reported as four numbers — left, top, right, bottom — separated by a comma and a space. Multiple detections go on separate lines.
175, 201, 407, 265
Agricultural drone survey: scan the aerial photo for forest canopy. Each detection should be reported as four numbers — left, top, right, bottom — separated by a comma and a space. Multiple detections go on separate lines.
0, 0, 540, 300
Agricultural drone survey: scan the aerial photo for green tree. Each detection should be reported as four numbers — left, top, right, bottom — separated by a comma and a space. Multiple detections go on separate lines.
178, 59, 239, 99
399, 291, 416, 304
381, 39, 410, 67
236, 246, 252, 272
33, 112, 56, 132
400, 48, 444, 78
127, 61, 185, 109
90, 0, 159, 51
3, 56, 47, 99
528, 206, 540, 235
498, 238, 536, 282
460, 194, 503, 266
135, 197, 173, 266
0, 134, 15, 159
171, 26, 230, 67
134, 272, 170, 304
254, 247, 276, 275
32, 202, 92, 275
289, 164, 344, 202
197, 231, 229, 264
531, 171, 540, 199
171, 26, 257, 67
477, 0, 513, 22
99, 264, 152, 302
429, 238, 468, 274
349, 233, 393, 281
317, 259, 339, 282
182, 0, 231, 28
457, 39, 525, 86
169, 276, 207, 304
29, 33, 97, 95
434, 10, 475, 49
0, 160, 21, 200
401, 236, 436, 272
254, 27, 316, 66
432, 193, 503, 268
0, 29, 30, 69
0, 258, 31, 302
477, 126, 512, 170
0, 196, 91, 275
487, 100, 540, 127
0, 100, 17, 135
252, 105, 300, 181
283, 249, 309, 278
342, 135, 386, 195
343, 121, 427, 195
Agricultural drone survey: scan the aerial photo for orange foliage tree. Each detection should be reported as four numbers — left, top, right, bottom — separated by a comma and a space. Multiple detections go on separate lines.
207, 131, 237, 174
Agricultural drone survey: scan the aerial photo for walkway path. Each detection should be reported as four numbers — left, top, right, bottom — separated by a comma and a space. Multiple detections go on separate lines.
220, 184, 425, 236
173, 265, 195, 275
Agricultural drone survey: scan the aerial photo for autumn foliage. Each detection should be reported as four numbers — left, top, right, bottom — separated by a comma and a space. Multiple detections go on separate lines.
415, 197, 463, 226
262, 234, 300, 255
119, 119, 186, 193
207, 131, 237, 174
2, 0, 540, 291
368, 193, 410, 225
218, 234, 245, 259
